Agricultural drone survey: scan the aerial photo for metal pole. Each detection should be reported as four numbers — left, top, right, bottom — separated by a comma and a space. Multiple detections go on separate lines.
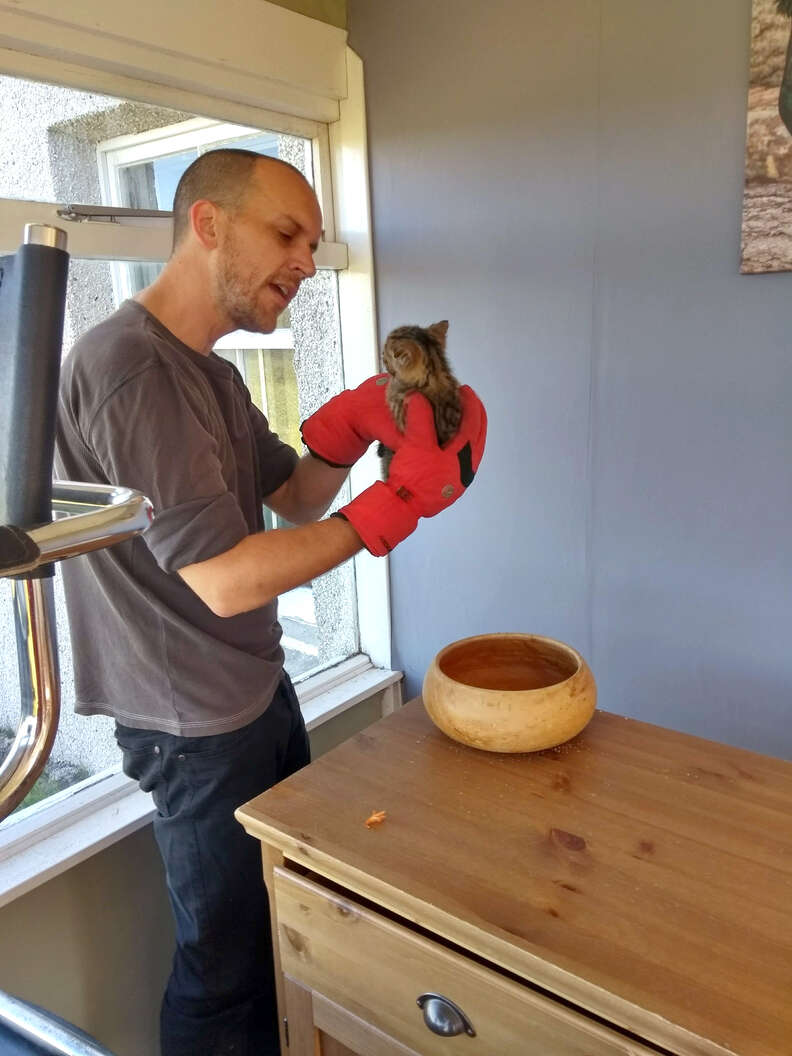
0, 223, 154, 821
0, 578, 60, 817
0, 989, 117, 1055
0, 484, 152, 817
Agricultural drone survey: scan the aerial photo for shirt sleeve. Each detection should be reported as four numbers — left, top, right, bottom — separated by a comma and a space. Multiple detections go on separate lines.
87, 364, 249, 572
246, 400, 299, 497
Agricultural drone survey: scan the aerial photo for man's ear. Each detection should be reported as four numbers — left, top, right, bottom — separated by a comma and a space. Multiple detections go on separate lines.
190, 200, 220, 249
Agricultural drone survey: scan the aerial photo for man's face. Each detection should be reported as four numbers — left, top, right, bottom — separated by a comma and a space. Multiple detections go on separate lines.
212, 162, 322, 334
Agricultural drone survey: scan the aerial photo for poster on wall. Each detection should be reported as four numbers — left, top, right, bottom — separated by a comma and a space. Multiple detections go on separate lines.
742, 0, 792, 273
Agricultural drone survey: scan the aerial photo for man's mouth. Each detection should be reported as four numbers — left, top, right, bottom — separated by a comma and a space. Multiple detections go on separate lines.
270, 282, 293, 308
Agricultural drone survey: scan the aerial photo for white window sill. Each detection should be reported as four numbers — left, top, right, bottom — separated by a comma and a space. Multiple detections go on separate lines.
0, 658, 402, 909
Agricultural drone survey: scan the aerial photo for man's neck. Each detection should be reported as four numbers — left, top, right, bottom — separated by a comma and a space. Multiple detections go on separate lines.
135, 260, 229, 356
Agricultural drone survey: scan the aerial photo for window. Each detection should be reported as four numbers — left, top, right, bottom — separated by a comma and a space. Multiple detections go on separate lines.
95, 115, 357, 678
0, 73, 371, 824
96, 117, 308, 304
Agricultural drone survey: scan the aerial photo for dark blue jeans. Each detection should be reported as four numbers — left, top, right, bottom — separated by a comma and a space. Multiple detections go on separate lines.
115, 675, 310, 1056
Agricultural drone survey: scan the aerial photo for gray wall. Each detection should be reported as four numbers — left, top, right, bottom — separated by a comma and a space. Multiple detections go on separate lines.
349, 0, 792, 758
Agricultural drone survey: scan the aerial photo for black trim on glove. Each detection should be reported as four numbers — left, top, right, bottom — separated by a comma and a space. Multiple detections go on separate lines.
301, 428, 356, 470
457, 442, 475, 488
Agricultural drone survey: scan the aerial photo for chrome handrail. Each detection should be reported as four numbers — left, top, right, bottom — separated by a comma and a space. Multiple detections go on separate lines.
0, 577, 60, 824
1, 483, 153, 578
0, 482, 153, 820
0, 987, 117, 1055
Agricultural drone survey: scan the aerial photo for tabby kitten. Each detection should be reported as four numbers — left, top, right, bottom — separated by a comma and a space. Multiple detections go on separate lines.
377, 320, 462, 477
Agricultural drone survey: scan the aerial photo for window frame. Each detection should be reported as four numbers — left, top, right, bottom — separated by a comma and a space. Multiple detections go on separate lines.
95, 116, 303, 346
0, 663, 404, 909
0, 30, 396, 887
93, 109, 361, 649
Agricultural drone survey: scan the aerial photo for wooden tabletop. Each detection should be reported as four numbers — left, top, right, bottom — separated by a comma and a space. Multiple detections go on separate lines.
236, 700, 792, 1056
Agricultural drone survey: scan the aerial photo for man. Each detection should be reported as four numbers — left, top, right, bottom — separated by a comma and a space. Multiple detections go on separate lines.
56, 149, 485, 1056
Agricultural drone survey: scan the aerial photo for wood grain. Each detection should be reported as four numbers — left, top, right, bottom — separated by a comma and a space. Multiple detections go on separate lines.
317, 1035, 356, 1056
422, 632, 596, 752
283, 976, 318, 1056
259, 843, 289, 1055
313, 993, 420, 1056
276, 867, 657, 1055
237, 701, 792, 1056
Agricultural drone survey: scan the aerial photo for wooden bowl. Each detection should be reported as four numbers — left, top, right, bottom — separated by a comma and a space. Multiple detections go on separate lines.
422, 633, 596, 753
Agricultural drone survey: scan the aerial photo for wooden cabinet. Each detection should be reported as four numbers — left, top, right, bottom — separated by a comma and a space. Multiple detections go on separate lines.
275, 867, 655, 1055
236, 700, 792, 1056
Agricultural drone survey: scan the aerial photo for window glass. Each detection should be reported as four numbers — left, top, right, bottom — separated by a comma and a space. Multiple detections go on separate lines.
0, 75, 358, 822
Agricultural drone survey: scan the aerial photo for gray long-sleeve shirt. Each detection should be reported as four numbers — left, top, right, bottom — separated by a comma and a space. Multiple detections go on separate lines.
55, 300, 299, 735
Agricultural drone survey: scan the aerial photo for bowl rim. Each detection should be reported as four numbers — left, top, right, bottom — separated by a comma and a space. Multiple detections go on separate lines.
428, 632, 586, 694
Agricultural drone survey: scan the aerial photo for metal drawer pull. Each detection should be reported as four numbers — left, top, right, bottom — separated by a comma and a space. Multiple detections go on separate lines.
417, 993, 476, 1038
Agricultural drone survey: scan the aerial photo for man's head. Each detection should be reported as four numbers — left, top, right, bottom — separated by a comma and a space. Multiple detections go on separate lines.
171, 148, 322, 335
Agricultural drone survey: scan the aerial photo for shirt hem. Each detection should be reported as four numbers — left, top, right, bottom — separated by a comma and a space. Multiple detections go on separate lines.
74, 694, 276, 737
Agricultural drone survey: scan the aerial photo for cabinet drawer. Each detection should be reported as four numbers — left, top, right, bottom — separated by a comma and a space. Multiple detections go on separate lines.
273, 868, 658, 1056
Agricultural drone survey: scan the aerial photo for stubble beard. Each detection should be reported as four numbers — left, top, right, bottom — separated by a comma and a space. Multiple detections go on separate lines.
215, 237, 276, 335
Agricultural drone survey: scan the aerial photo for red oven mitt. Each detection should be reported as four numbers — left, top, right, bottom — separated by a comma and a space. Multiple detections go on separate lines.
334, 385, 487, 556
300, 374, 404, 468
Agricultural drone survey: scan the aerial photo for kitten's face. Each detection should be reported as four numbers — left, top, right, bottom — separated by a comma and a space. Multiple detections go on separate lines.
382, 321, 449, 388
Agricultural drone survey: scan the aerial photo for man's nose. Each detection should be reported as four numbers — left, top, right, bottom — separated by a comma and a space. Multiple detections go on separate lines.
295, 244, 317, 280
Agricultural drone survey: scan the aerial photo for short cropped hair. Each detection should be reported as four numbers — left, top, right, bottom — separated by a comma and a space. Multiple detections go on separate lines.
171, 148, 287, 251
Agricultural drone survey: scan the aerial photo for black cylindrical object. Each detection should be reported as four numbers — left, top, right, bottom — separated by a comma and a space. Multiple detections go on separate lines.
0, 227, 69, 577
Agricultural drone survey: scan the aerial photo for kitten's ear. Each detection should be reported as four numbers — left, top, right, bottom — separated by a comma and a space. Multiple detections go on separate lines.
427, 320, 449, 346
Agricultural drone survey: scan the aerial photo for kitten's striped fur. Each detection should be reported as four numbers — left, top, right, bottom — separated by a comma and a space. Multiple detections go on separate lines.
377, 319, 462, 476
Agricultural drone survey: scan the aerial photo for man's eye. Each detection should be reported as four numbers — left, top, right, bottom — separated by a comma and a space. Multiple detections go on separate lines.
279, 230, 294, 241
